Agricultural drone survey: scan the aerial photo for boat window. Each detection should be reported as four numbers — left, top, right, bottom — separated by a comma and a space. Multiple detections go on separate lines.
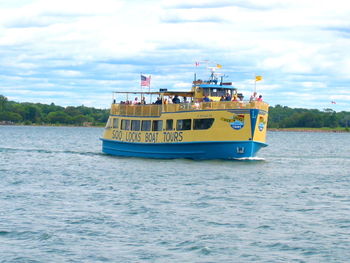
194, 118, 214, 130
152, 120, 163, 131
131, 120, 141, 131
226, 89, 233, 96
141, 120, 151, 131
177, 119, 191, 130
105, 117, 112, 128
113, 118, 119, 129
166, 119, 173, 130
203, 89, 210, 96
121, 119, 130, 130
210, 88, 226, 97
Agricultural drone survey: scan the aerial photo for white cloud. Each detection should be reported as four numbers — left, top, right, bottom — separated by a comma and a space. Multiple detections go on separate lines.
0, 0, 350, 110
53, 70, 83, 77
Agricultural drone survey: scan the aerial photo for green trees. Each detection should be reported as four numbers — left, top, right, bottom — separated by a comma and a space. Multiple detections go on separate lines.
23, 105, 41, 123
47, 111, 72, 124
268, 105, 348, 129
0, 111, 22, 122
0, 95, 7, 112
0, 95, 109, 126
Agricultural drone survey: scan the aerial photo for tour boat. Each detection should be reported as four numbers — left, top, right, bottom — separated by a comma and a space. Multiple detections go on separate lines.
101, 68, 269, 159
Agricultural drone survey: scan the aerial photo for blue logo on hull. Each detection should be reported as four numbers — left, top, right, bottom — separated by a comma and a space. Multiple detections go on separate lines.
258, 122, 265, 131
230, 120, 244, 130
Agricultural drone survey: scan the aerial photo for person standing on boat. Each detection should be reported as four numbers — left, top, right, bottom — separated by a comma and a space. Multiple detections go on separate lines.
133, 97, 139, 104
250, 92, 257, 102
257, 95, 263, 101
203, 95, 210, 102
172, 95, 180, 104
155, 97, 162, 104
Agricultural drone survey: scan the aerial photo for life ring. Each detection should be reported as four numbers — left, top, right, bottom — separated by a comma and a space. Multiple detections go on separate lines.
179, 104, 185, 110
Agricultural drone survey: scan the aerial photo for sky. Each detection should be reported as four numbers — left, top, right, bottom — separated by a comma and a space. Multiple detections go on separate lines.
0, 0, 349, 111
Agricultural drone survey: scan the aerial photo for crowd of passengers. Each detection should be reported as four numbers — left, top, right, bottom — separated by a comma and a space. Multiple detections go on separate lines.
118, 92, 262, 105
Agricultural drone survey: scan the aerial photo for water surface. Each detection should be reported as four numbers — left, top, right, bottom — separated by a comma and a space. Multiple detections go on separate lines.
1, 126, 350, 262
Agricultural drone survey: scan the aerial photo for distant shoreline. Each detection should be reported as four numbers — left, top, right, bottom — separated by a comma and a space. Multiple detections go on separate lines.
0, 123, 104, 128
268, 128, 349, 133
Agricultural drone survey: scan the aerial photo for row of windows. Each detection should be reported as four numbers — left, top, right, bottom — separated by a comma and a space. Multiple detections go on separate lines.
108, 118, 214, 131
203, 88, 236, 97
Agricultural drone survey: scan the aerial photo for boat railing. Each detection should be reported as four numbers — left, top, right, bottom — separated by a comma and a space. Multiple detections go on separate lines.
110, 101, 269, 116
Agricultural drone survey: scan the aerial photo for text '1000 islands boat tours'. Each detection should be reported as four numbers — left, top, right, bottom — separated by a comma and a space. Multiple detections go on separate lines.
101, 66, 269, 160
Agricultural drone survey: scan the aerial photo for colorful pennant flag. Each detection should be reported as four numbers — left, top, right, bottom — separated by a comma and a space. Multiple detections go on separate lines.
255, 76, 263, 81
216, 64, 222, 69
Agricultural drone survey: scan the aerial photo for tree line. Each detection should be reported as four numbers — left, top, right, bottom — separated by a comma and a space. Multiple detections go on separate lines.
268, 104, 350, 130
0, 95, 109, 126
0, 95, 349, 129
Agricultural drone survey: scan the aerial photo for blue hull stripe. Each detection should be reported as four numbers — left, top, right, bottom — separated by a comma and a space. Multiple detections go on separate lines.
100, 138, 267, 160
250, 109, 259, 138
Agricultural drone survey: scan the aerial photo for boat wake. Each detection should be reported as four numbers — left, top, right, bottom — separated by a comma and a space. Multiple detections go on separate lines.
233, 157, 266, 161
0, 147, 102, 157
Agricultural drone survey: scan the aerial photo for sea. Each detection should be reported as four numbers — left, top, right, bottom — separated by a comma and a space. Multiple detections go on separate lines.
0, 126, 350, 263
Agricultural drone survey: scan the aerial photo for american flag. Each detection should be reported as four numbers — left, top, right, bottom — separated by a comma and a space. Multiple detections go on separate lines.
141, 75, 151, 87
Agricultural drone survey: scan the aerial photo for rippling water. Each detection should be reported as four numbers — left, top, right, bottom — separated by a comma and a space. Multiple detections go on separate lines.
1, 126, 350, 262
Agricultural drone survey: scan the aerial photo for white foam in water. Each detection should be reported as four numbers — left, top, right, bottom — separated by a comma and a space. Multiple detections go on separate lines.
234, 157, 265, 161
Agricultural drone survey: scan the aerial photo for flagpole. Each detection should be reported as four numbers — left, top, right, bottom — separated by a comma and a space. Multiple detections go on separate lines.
255, 78, 257, 93
254, 74, 256, 93
148, 75, 151, 104
254, 75, 262, 93
149, 75, 151, 94
140, 72, 143, 95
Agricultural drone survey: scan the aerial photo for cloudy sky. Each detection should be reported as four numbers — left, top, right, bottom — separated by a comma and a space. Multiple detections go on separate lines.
0, 0, 349, 110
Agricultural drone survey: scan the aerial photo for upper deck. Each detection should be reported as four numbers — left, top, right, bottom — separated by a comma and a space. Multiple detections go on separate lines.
110, 66, 268, 117
110, 101, 269, 117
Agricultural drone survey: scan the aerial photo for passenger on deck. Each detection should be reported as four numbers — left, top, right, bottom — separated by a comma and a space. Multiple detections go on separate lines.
133, 97, 139, 105
141, 97, 146, 104
250, 92, 257, 102
155, 97, 162, 104
225, 93, 232, 101
220, 96, 225, 101
203, 95, 210, 102
172, 95, 180, 104
257, 95, 263, 101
